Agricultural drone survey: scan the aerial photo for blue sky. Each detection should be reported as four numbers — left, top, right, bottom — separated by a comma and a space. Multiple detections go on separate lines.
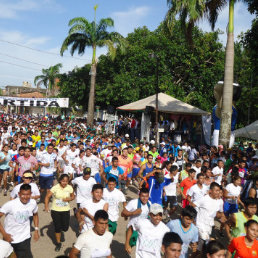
0, 0, 255, 87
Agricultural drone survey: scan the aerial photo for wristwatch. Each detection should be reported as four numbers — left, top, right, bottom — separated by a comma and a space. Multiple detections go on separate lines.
34, 227, 39, 231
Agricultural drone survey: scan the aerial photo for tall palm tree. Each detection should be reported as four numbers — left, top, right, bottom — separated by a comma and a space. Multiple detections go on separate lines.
60, 5, 126, 126
166, 0, 239, 147
34, 63, 62, 97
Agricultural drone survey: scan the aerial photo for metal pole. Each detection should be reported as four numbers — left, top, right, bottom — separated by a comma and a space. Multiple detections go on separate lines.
155, 58, 159, 145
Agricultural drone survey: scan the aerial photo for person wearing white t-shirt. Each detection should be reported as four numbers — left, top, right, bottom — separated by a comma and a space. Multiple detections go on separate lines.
212, 160, 224, 185
84, 149, 103, 177
62, 143, 78, 178
72, 150, 86, 177
223, 176, 244, 217
69, 210, 113, 258
103, 177, 126, 235
78, 184, 108, 233
192, 160, 202, 179
187, 173, 208, 207
163, 165, 179, 216
36, 144, 47, 161
71, 167, 96, 208
38, 144, 57, 194
0, 184, 39, 258
57, 139, 67, 171
10, 171, 40, 200
122, 188, 151, 254
133, 203, 170, 258
193, 182, 226, 250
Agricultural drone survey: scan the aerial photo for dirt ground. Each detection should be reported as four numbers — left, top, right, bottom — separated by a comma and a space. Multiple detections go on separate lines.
0, 185, 139, 258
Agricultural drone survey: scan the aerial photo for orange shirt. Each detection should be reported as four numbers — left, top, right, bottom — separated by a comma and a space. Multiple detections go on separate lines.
118, 155, 133, 178
180, 177, 197, 196
228, 236, 258, 258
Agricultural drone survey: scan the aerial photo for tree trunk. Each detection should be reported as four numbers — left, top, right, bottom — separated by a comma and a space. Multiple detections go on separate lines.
219, 0, 234, 148
87, 62, 97, 127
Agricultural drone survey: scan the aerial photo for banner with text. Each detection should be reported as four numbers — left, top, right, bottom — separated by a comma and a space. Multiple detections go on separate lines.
0, 97, 69, 108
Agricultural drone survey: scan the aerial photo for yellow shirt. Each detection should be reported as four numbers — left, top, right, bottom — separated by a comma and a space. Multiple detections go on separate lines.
50, 184, 73, 212
31, 135, 41, 147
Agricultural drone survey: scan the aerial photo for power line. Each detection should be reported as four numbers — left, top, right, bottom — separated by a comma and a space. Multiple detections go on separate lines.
0, 60, 41, 71
0, 38, 90, 61
0, 52, 47, 67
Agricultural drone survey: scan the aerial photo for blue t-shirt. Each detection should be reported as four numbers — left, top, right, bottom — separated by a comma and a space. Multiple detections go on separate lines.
167, 219, 198, 258
104, 165, 124, 187
147, 176, 172, 205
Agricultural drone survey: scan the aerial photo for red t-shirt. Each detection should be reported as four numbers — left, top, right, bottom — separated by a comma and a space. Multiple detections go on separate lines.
180, 177, 197, 196
228, 236, 258, 258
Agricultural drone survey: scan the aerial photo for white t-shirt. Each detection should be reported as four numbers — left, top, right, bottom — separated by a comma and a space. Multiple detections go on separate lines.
0, 240, 13, 258
164, 173, 179, 196
63, 149, 78, 174
212, 166, 224, 185
135, 219, 169, 258
192, 166, 201, 178
194, 195, 223, 240
72, 177, 96, 204
125, 199, 151, 229
225, 183, 241, 204
80, 199, 107, 231
101, 148, 112, 159
36, 149, 47, 161
84, 155, 102, 176
11, 183, 40, 199
39, 152, 57, 175
74, 228, 113, 258
188, 184, 208, 203
0, 198, 38, 243
103, 188, 126, 222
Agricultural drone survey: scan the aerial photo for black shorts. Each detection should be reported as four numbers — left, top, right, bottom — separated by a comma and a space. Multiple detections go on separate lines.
163, 196, 177, 208
0, 168, 10, 174
11, 237, 32, 258
51, 210, 70, 233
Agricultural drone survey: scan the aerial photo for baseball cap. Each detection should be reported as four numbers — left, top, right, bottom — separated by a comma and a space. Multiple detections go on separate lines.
125, 134, 129, 138
160, 142, 165, 145
149, 203, 163, 215
83, 167, 91, 174
150, 140, 155, 145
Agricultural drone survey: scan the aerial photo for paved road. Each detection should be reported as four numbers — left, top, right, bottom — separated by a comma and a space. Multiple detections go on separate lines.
0, 185, 138, 258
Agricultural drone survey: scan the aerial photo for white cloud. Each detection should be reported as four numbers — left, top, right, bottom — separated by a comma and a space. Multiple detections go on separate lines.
111, 6, 151, 36
0, 0, 38, 19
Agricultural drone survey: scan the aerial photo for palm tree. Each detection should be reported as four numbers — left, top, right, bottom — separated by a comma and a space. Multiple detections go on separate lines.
34, 63, 62, 97
60, 5, 126, 127
166, 0, 239, 147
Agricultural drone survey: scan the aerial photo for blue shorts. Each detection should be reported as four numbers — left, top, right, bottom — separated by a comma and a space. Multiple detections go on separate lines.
39, 175, 54, 189
224, 201, 238, 216
132, 168, 140, 178
127, 172, 132, 178
0, 168, 10, 174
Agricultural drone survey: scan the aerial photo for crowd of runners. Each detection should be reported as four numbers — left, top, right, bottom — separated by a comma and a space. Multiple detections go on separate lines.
0, 114, 257, 258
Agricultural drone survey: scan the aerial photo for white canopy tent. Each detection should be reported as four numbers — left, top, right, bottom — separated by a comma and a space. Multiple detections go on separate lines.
117, 93, 210, 143
234, 120, 258, 141
117, 92, 209, 115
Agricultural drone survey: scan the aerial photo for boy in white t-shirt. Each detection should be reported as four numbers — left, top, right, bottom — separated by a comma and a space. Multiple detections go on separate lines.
133, 203, 170, 258
78, 184, 108, 233
0, 184, 39, 258
212, 160, 224, 185
69, 210, 113, 258
103, 177, 126, 235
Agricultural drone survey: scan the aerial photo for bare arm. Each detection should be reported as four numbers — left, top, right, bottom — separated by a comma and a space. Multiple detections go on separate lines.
125, 225, 133, 254
138, 164, 146, 180
33, 212, 39, 241
69, 247, 80, 258
0, 213, 13, 242
44, 191, 53, 212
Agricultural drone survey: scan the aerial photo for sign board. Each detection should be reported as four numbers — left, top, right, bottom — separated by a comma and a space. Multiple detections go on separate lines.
0, 97, 69, 108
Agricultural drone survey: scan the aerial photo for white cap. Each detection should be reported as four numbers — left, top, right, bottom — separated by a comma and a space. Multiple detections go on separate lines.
150, 140, 155, 145
149, 203, 163, 215
160, 142, 165, 145
125, 134, 129, 138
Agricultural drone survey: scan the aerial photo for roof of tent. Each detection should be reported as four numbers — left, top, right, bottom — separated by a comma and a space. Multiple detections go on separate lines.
234, 120, 258, 140
117, 92, 209, 115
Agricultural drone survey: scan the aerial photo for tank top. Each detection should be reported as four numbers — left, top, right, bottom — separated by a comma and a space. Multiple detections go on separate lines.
232, 212, 258, 238
143, 163, 154, 177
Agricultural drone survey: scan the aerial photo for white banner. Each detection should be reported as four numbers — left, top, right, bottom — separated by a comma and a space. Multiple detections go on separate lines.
0, 97, 69, 108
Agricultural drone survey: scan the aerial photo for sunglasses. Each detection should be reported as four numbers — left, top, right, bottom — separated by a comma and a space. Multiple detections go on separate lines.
23, 177, 33, 179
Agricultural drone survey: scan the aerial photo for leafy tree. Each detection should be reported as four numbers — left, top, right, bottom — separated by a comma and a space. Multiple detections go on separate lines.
34, 63, 62, 97
166, 0, 242, 147
60, 5, 126, 126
